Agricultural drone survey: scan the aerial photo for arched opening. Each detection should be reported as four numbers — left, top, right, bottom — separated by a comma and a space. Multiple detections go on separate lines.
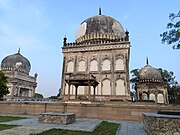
115, 79, 125, 95
67, 61, 74, 72
157, 93, 164, 103
115, 58, 124, 70
142, 93, 148, 100
102, 79, 111, 95
90, 60, 98, 71
102, 59, 110, 71
78, 60, 86, 72
65, 84, 75, 95
149, 93, 155, 101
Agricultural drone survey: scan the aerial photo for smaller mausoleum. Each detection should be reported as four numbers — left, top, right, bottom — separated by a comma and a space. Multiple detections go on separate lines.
0, 49, 37, 99
136, 59, 168, 104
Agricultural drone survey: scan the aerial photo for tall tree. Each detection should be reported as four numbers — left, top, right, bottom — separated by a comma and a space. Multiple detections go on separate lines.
0, 71, 9, 100
160, 10, 180, 49
130, 68, 140, 90
34, 93, 43, 98
158, 68, 179, 104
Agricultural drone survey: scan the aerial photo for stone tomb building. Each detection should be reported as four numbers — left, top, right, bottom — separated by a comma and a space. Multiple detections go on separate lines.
0, 49, 37, 99
136, 60, 168, 104
61, 12, 131, 101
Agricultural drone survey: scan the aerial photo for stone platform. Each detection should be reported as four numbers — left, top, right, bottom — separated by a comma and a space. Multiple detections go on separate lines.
39, 112, 76, 125
143, 112, 180, 135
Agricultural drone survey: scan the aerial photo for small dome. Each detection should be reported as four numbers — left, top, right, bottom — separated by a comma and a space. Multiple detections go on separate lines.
76, 15, 125, 41
139, 64, 162, 82
1, 51, 31, 74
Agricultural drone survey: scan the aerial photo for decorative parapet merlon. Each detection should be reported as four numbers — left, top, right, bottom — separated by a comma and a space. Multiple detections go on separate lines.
63, 32, 129, 47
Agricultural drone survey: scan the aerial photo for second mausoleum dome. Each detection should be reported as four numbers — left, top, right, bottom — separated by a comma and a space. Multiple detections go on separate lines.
1, 50, 31, 75
139, 64, 162, 82
75, 14, 125, 42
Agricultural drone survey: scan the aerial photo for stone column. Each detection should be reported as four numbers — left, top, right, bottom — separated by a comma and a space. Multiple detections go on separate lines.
68, 83, 71, 100
88, 81, 91, 100
75, 85, 78, 99
28, 89, 32, 97
93, 86, 96, 101
17, 87, 21, 96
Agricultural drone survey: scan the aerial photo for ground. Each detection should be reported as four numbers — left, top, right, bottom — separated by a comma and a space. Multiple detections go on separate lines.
0, 114, 147, 135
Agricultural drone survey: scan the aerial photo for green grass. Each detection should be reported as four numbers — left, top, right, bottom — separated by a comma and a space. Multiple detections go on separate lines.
0, 116, 27, 122
0, 116, 27, 131
30, 121, 120, 135
0, 124, 19, 131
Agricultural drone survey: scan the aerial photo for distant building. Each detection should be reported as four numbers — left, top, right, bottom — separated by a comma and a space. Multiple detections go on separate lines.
136, 59, 168, 104
61, 10, 131, 101
0, 49, 37, 99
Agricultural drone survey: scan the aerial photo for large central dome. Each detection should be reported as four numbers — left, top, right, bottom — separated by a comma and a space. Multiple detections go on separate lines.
76, 15, 125, 41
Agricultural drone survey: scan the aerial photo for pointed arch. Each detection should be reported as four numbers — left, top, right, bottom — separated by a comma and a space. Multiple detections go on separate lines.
78, 60, 86, 72
142, 93, 148, 100
102, 79, 111, 95
102, 59, 110, 71
115, 58, 124, 70
115, 79, 125, 95
90, 59, 98, 71
67, 61, 74, 72
157, 93, 164, 103
149, 93, 155, 101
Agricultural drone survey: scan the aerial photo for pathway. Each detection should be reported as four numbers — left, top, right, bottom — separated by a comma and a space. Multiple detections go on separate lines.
0, 114, 147, 135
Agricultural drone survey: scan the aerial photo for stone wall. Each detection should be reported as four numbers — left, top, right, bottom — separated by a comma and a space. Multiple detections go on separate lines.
0, 101, 179, 121
143, 113, 180, 135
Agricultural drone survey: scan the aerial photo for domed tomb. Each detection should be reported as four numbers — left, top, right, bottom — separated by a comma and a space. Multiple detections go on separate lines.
61, 10, 131, 101
76, 14, 125, 43
139, 64, 162, 82
136, 58, 168, 104
1, 50, 31, 75
0, 49, 37, 99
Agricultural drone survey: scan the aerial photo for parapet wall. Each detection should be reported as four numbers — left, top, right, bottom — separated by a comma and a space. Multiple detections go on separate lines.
0, 101, 179, 121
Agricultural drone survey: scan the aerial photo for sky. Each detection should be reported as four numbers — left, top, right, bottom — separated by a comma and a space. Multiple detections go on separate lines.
0, 0, 179, 97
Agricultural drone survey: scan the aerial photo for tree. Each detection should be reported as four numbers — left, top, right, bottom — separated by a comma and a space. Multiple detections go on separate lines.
130, 69, 140, 90
158, 68, 179, 104
34, 93, 43, 98
160, 10, 180, 49
0, 71, 9, 100
48, 96, 58, 99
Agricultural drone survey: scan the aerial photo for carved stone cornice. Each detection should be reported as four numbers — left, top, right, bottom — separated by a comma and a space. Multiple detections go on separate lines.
62, 42, 130, 53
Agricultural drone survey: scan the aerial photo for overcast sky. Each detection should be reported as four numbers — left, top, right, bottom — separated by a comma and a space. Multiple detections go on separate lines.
0, 0, 179, 97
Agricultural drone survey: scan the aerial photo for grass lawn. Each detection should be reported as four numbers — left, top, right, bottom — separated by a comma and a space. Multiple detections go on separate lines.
30, 121, 120, 135
0, 115, 27, 131
0, 116, 27, 122
0, 124, 18, 131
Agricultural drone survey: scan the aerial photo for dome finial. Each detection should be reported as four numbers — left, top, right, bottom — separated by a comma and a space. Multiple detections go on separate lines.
99, 7, 102, 15
63, 35, 67, 46
18, 47, 20, 54
146, 57, 149, 65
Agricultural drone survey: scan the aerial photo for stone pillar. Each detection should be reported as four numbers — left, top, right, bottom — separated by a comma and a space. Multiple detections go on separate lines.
93, 86, 96, 101
68, 83, 71, 100
28, 89, 32, 97
75, 85, 78, 99
88, 81, 91, 100
17, 87, 21, 96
